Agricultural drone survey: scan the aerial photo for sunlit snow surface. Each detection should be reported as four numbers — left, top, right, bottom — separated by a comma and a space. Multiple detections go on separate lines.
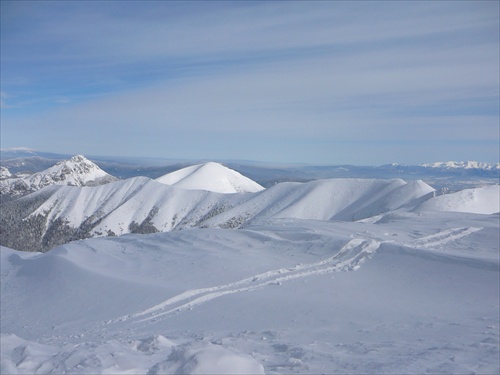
2, 207, 499, 374
155, 162, 265, 193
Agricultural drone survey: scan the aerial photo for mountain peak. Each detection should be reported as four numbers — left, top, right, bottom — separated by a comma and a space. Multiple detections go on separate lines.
156, 162, 265, 193
69, 154, 89, 163
0, 155, 117, 198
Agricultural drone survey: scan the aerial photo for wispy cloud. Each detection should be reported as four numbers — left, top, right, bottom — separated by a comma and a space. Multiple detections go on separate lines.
1, 1, 498, 164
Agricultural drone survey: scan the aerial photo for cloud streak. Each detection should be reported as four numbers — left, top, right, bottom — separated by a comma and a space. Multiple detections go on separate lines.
1, 1, 498, 164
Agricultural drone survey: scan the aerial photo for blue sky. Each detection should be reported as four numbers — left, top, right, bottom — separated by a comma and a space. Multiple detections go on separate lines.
1, 1, 499, 165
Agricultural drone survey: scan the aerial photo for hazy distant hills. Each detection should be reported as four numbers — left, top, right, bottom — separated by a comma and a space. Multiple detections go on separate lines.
1, 149, 499, 192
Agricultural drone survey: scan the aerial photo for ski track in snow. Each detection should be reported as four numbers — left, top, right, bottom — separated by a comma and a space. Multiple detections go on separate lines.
114, 239, 381, 324
411, 227, 483, 248
109, 226, 485, 326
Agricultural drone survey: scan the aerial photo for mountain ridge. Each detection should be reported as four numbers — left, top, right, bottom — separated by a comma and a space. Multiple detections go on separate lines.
0, 155, 117, 198
0, 176, 439, 252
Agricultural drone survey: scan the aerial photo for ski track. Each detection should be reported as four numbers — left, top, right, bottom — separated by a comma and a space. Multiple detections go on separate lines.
107, 226, 483, 326
411, 227, 483, 248
112, 239, 381, 324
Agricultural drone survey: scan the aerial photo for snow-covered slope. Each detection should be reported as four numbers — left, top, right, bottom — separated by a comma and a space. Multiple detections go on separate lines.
155, 162, 265, 193
40, 177, 250, 234
421, 161, 500, 170
416, 185, 500, 214
0, 155, 117, 197
204, 178, 435, 227
2, 210, 498, 373
0, 177, 436, 252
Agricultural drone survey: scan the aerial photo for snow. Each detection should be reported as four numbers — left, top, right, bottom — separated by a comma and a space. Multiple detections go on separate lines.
204, 178, 435, 225
148, 344, 265, 375
0, 166, 11, 179
155, 162, 265, 193
416, 185, 500, 214
22, 177, 435, 240
0, 155, 116, 197
2, 207, 499, 373
27, 177, 250, 235
421, 161, 500, 170
26, 155, 113, 186
1, 173, 499, 373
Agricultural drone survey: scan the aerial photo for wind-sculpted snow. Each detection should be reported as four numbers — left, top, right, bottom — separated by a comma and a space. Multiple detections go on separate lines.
1, 211, 498, 374
0, 334, 264, 375
156, 162, 265, 193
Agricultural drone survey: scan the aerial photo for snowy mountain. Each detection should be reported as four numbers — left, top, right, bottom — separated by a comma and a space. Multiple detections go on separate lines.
155, 162, 265, 193
421, 161, 500, 170
204, 179, 436, 226
0, 155, 117, 198
1, 177, 438, 252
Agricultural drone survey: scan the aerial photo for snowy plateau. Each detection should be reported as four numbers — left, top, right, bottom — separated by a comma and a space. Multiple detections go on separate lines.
0, 155, 499, 374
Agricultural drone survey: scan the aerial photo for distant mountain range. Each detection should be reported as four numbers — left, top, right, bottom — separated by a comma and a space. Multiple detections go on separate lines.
2, 150, 499, 192
421, 161, 499, 170
1, 152, 498, 252
2, 147, 498, 172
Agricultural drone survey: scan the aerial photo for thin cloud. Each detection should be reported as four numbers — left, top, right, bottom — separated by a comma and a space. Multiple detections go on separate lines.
1, 1, 498, 164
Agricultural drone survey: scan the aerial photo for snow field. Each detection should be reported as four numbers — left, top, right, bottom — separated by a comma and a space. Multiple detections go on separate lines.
2, 209, 499, 374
